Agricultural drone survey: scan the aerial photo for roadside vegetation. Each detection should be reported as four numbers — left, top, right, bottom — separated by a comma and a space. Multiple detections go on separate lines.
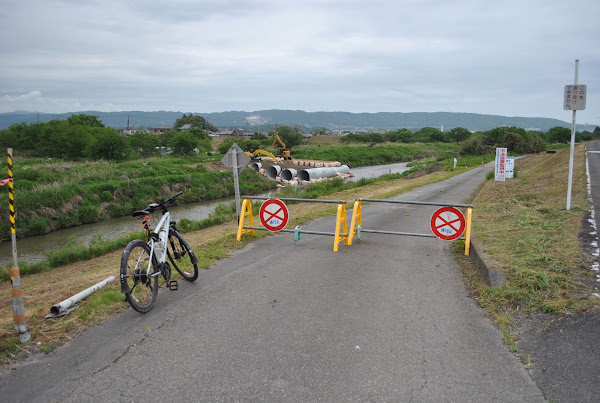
0, 157, 275, 240
455, 145, 599, 347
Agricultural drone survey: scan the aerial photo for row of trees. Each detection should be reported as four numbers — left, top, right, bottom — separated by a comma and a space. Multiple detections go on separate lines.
0, 114, 214, 161
340, 127, 472, 145
340, 125, 600, 155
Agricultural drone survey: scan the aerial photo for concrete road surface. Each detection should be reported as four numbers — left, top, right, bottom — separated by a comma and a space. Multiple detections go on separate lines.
0, 163, 545, 402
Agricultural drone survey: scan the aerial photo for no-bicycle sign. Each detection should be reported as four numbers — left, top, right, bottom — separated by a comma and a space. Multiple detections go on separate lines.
259, 199, 289, 232
430, 207, 466, 241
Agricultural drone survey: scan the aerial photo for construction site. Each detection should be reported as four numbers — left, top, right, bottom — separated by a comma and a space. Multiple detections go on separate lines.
248, 157, 353, 186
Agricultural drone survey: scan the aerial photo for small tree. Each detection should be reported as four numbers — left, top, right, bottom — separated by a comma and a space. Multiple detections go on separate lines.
86, 128, 130, 161
547, 126, 571, 143
218, 137, 235, 154
67, 113, 105, 128
168, 132, 199, 156
448, 127, 471, 144
128, 132, 160, 157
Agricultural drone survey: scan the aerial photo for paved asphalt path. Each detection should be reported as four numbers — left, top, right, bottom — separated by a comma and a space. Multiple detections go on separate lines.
1, 163, 545, 402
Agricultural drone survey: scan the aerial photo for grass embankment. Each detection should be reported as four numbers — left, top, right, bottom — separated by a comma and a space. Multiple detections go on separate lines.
0, 155, 482, 364
456, 145, 599, 346
293, 142, 459, 166
0, 142, 461, 242
0, 156, 276, 240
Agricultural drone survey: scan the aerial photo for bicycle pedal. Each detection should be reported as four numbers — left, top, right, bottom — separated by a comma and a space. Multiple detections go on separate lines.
168, 280, 178, 291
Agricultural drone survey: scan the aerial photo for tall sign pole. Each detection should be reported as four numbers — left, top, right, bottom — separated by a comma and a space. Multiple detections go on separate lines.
7, 148, 30, 343
221, 143, 251, 223
564, 60, 587, 210
231, 147, 241, 221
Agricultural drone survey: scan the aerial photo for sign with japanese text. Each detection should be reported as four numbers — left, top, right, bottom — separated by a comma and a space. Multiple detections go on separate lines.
563, 84, 587, 110
495, 148, 507, 182
505, 156, 515, 179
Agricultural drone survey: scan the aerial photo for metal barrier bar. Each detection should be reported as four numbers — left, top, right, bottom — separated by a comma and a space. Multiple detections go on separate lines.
360, 228, 465, 240
245, 226, 348, 237
358, 198, 472, 209
243, 196, 345, 204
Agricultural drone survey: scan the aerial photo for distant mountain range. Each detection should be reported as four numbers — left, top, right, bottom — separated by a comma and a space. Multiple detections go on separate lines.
0, 109, 591, 132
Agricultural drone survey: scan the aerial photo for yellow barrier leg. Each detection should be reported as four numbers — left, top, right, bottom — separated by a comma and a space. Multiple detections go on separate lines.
464, 206, 472, 256
333, 203, 348, 252
348, 200, 362, 246
236, 199, 255, 242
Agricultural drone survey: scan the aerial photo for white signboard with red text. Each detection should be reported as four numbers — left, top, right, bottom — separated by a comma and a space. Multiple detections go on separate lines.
495, 148, 507, 182
563, 84, 587, 110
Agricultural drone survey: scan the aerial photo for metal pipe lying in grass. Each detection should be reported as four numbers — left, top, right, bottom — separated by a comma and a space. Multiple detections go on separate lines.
48, 276, 116, 317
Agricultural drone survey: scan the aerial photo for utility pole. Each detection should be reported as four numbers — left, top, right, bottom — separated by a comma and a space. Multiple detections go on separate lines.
7, 148, 31, 343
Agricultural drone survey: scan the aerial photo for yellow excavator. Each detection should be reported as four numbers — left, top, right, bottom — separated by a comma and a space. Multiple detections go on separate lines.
245, 149, 279, 163
272, 134, 292, 160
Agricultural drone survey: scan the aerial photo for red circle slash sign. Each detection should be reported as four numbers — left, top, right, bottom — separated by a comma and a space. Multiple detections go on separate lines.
430, 207, 466, 241
259, 199, 289, 232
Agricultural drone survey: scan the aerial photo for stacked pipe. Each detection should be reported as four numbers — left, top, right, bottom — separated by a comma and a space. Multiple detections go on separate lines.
266, 165, 281, 179
298, 165, 350, 182
281, 168, 297, 181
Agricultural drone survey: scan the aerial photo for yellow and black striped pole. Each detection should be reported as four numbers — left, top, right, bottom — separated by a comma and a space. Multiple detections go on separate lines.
7, 148, 30, 343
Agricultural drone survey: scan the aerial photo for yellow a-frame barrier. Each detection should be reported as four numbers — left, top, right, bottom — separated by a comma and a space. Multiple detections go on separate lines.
237, 197, 351, 252
347, 199, 473, 256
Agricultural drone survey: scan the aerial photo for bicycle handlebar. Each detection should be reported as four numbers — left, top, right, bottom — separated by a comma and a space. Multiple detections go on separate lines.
131, 191, 184, 217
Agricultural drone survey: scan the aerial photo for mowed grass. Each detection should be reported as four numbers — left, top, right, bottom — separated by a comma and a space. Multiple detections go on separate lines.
456, 144, 598, 344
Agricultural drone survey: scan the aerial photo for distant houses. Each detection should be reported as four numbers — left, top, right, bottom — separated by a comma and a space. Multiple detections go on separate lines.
148, 125, 172, 135
119, 125, 268, 138
117, 128, 143, 135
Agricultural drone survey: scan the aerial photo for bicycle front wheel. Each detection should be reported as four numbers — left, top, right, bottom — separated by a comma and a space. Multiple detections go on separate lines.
121, 240, 158, 313
168, 230, 199, 282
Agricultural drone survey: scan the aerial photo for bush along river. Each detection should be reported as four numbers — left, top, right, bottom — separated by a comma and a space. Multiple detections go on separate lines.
0, 162, 411, 266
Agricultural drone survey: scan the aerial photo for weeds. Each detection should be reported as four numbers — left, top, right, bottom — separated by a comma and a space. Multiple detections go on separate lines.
458, 145, 597, 346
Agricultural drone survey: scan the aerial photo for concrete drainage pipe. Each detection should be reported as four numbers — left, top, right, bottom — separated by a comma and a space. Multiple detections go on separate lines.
298, 165, 350, 181
266, 165, 282, 179
281, 168, 297, 181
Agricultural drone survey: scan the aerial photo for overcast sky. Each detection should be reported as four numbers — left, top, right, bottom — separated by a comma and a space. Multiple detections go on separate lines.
1, 0, 598, 124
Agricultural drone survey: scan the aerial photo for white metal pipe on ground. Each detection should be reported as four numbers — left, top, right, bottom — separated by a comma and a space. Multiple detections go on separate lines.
298, 165, 349, 181
266, 165, 281, 179
250, 162, 262, 171
50, 276, 116, 316
281, 168, 297, 181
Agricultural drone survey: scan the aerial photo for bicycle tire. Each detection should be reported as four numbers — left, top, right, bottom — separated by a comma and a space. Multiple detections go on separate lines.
121, 240, 159, 313
167, 230, 199, 282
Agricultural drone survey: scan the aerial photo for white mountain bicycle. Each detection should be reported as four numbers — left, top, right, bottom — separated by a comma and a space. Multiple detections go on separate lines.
120, 191, 199, 313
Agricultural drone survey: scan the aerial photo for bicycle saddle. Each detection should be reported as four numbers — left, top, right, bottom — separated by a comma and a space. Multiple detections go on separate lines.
132, 209, 150, 217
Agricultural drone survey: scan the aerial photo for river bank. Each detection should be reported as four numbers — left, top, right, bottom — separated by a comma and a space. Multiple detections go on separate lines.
0, 161, 414, 266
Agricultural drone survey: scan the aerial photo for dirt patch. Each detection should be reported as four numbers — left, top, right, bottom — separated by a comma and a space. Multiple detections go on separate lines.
403, 163, 444, 179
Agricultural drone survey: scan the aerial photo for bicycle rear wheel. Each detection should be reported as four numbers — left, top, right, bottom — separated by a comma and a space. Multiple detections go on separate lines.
121, 240, 158, 313
167, 230, 199, 282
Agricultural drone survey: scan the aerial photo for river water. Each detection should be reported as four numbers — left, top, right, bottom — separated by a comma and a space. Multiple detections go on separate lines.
0, 162, 410, 265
